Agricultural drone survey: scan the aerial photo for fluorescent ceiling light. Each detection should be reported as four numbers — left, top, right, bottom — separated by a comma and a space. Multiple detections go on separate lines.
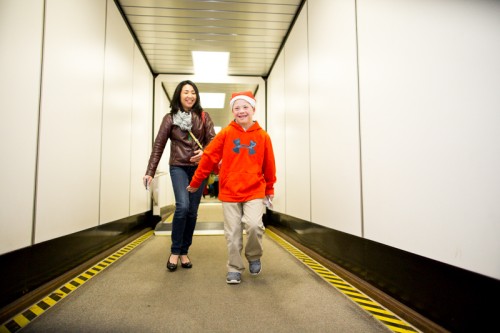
200, 93, 226, 109
192, 51, 229, 78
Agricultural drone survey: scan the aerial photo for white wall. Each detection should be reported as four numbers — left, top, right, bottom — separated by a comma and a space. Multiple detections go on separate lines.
283, 8, 311, 221
35, 0, 106, 242
130, 45, 153, 216
267, 52, 286, 213
357, 0, 500, 277
100, 0, 135, 223
0, 0, 153, 253
308, 0, 362, 235
0, 0, 44, 253
152, 80, 175, 210
266, 0, 500, 279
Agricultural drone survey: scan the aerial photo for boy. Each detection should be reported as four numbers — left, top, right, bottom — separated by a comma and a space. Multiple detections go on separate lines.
187, 91, 276, 284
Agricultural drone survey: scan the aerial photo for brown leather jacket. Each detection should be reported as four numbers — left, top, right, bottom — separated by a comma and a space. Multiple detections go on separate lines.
145, 111, 216, 177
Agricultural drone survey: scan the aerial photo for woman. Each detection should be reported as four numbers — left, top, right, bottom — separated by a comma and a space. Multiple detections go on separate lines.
143, 80, 216, 272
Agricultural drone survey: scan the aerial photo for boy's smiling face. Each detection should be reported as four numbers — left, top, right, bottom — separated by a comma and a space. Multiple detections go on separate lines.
232, 99, 255, 129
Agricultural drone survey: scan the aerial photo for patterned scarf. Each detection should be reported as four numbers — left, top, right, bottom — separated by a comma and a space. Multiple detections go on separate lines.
172, 110, 192, 131
172, 110, 203, 149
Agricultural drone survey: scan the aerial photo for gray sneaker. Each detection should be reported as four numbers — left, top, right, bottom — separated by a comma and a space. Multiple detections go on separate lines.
226, 272, 241, 284
249, 259, 262, 275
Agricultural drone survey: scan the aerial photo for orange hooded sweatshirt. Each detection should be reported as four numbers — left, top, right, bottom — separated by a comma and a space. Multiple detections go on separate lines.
189, 120, 276, 202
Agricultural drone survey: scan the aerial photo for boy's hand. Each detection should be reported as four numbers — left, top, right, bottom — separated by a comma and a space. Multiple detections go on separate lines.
186, 185, 198, 193
264, 195, 274, 209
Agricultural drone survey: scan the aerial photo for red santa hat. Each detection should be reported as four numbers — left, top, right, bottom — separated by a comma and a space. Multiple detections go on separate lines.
229, 91, 256, 109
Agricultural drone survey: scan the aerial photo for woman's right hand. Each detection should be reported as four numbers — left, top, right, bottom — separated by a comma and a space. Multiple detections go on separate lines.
143, 175, 153, 189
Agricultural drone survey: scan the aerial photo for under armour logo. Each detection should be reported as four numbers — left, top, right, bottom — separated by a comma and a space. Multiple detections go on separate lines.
233, 139, 256, 155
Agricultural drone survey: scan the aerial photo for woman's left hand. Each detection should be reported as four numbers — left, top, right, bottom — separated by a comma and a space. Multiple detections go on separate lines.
190, 149, 203, 164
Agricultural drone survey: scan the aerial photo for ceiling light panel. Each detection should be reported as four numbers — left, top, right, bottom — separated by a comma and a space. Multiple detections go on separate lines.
200, 93, 226, 109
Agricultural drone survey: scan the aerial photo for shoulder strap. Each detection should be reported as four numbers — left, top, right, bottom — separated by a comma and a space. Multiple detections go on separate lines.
191, 111, 206, 150
189, 130, 203, 150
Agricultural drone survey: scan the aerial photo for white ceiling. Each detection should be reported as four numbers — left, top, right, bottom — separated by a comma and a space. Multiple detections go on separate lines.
116, 0, 304, 127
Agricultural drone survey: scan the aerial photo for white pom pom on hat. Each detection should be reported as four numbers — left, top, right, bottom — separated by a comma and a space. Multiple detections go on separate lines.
229, 91, 256, 109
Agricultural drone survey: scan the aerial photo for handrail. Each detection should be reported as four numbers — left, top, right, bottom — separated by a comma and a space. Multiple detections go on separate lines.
149, 171, 169, 207
154, 171, 169, 177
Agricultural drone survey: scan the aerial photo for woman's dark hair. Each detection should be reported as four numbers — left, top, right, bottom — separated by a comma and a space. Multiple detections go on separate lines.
170, 80, 202, 115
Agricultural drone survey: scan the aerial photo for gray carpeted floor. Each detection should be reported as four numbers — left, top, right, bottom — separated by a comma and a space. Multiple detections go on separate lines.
22, 233, 390, 333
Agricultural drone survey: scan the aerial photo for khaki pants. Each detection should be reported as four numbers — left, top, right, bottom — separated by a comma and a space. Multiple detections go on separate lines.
222, 199, 265, 273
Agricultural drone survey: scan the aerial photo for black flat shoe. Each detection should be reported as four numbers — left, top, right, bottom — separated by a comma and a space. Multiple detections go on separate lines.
166, 255, 178, 272
181, 256, 192, 269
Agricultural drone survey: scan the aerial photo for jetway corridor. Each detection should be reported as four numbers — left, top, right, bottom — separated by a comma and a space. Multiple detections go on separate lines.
0, 200, 424, 333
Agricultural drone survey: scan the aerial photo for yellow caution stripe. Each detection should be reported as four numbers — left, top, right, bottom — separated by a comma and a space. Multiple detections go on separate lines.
0, 231, 154, 333
265, 229, 421, 333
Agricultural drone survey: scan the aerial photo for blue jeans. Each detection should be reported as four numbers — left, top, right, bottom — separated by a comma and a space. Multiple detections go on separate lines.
169, 165, 206, 255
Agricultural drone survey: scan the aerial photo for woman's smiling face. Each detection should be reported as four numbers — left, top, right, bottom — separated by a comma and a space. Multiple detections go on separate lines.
232, 99, 255, 129
180, 84, 196, 111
